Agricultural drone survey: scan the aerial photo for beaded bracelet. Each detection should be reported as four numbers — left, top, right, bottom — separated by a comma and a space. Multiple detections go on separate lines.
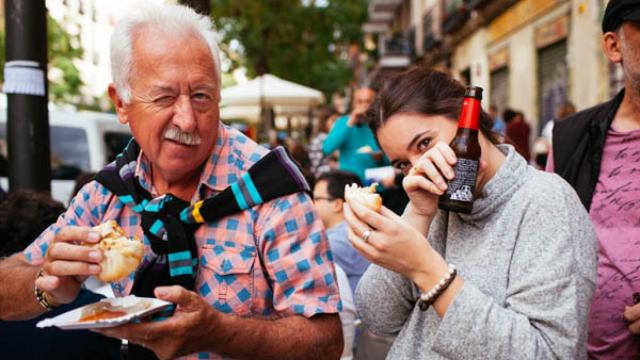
417, 264, 457, 311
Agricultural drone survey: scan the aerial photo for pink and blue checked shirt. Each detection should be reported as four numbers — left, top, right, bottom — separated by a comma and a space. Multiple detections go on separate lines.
24, 123, 341, 359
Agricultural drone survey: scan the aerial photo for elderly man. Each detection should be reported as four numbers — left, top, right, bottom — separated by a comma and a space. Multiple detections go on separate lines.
0, 4, 342, 360
548, 1, 640, 358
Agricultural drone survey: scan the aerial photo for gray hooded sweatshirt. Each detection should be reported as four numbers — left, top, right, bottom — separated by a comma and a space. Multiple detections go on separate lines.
355, 145, 598, 359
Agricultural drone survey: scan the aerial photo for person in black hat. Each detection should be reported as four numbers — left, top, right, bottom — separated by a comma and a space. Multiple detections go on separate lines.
549, 0, 640, 359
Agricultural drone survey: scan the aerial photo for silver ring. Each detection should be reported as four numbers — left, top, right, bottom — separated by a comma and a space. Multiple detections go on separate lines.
362, 229, 372, 243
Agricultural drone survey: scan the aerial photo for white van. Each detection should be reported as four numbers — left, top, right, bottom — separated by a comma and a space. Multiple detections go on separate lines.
0, 109, 131, 205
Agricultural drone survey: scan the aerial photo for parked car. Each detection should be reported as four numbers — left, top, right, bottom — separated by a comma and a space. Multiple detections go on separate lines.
0, 109, 131, 205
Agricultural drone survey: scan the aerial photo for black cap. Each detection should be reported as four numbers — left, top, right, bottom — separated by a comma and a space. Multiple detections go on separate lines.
602, 0, 640, 33
464, 86, 483, 100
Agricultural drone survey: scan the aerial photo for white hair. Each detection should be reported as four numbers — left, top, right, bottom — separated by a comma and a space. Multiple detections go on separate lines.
110, 2, 222, 103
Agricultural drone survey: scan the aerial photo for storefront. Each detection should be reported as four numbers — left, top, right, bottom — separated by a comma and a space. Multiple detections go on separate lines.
536, 15, 569, 132
489, 47, 510, 115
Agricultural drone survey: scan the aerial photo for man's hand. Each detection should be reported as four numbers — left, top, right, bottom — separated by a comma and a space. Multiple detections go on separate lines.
37, 226, 103, 306
346, 103, 369, 127
371, 151, 384, 162
624, 303, 640, 334
94, 286, 219, 360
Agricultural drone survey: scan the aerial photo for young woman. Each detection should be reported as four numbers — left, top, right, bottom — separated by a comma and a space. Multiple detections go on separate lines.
343, 67, 597, 359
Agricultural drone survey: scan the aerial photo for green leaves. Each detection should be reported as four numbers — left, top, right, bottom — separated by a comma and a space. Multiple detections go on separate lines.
47, 14, 84, 104
210, 0, 367, 98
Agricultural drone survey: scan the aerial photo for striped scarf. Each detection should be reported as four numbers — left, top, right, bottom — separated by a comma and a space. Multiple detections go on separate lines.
95, 139, 309, 297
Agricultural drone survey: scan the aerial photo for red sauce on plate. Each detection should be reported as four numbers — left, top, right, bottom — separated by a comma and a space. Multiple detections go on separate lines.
79, 310, 127, 322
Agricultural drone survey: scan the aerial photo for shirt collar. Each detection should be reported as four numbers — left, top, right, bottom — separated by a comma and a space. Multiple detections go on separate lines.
197, 122, 232, 194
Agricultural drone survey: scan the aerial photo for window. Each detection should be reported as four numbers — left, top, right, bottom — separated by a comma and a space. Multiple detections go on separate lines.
460, 68, 471, 86
50, 126, 90, 180
538, 40, 568, 133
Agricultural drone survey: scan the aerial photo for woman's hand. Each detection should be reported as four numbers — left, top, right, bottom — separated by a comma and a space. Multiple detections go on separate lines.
344, 199, 463, 318
343, 199, 445, 282
402, 142, 457, 219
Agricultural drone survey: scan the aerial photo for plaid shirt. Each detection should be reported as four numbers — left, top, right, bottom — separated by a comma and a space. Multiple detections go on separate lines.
24, 123, 341, 360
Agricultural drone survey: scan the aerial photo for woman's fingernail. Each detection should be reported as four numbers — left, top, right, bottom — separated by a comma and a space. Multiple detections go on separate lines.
89, 251, 101, 261
89, 265, 101, 274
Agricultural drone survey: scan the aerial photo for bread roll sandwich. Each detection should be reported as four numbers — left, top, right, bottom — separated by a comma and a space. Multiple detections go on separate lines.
344, 183, 382, 212
87, 220, 144, 282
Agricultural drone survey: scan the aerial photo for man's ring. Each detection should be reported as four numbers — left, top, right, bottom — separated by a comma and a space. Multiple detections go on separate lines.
362, 229, 372, 243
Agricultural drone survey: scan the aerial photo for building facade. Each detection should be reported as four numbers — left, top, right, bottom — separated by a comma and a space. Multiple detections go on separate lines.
46, 0, 170, 107
363, 0, 616, 135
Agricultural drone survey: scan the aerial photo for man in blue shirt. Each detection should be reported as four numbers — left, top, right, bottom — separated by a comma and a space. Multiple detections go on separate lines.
322, 87, 388, 182
312, 170, 370, 295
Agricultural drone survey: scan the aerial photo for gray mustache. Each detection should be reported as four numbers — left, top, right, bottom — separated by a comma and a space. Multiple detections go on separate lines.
163, 127, 202, 145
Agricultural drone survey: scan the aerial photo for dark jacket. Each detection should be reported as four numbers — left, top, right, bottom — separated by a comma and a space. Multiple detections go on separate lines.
552, 90, 624, 210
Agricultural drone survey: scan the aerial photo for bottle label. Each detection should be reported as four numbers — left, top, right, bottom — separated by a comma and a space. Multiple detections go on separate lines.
446, 158, 478, 202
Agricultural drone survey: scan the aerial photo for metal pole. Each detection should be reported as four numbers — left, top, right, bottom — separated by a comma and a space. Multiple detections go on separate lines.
5, 0, 50, 193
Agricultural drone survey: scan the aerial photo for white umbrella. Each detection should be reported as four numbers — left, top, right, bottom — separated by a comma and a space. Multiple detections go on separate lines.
220, 105, 261, 123
221, 74, 325, 107
220, 104, 315, 124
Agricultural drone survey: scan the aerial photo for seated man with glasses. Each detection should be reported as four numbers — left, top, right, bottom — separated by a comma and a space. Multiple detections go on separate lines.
313, 170, 370, 295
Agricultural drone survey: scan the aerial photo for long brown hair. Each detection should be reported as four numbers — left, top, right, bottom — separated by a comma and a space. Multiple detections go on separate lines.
367, 66, 498, 144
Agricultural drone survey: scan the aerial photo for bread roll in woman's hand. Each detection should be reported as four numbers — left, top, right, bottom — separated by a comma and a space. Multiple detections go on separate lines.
345, 183, 382, 212
87, 220, 144, 282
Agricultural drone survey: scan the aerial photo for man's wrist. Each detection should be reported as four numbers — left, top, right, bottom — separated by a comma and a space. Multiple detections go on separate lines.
34, 268, 60, 311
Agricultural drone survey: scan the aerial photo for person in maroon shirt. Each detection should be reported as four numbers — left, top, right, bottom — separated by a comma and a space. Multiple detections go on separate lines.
504, 109, 531, 162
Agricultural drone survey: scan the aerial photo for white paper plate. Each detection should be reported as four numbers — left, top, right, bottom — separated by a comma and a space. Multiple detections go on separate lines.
36, 296, 173, 330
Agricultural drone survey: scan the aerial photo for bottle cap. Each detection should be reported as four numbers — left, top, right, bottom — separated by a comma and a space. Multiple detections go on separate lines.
464, 86, 483, 100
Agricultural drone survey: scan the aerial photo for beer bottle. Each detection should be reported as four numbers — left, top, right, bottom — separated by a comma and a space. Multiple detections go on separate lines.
438, 86, 483, 214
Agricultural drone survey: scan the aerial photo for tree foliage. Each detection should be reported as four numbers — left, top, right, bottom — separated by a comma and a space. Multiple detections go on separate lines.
210, 0, 367, 98
47, 14, 84, 104
0, 14, 83, 104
